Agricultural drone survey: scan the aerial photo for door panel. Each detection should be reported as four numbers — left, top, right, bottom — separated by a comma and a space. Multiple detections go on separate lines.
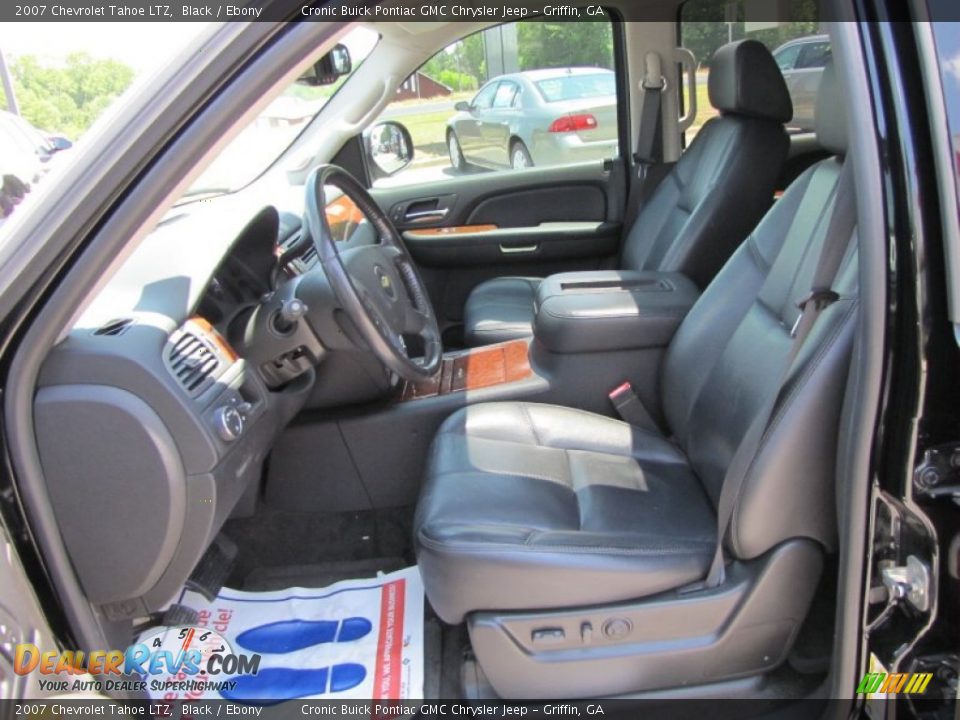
457, 111, 484, 160
403, 221, 619, 267
459, 82, 498, 161
370, 161, 626, 332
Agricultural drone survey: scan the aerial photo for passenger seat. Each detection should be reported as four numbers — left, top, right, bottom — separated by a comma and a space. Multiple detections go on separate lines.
463, 39, 793, 347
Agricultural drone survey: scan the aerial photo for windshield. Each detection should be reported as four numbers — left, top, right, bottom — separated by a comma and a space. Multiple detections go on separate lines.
535, 72, 615, 102
184, 26, 379, 199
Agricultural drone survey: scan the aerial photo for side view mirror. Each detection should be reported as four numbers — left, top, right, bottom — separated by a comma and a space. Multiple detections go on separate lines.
454, 101, 471, 112
48, 135, 72, 152
298, 44, 352, 87
365, 121, 414, 180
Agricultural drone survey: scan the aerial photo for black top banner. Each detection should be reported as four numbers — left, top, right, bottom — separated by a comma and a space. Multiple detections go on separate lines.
3, 0, 958, 22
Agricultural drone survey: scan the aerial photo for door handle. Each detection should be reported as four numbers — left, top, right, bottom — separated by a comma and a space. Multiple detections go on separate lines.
499, 243, 539, 254
404, 208, 449, 223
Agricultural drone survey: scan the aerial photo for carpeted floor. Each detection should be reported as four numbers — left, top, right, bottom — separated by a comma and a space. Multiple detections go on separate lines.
220, 506, 451, 696
222, 506, 415, 588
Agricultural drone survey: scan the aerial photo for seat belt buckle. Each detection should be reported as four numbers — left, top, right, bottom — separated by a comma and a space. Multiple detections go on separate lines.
795, 288, 840, 312
791, 289, 840, 337
609, 382, 646, 425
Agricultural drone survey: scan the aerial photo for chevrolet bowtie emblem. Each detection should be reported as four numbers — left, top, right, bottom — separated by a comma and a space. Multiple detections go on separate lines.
374, 265, 396, 298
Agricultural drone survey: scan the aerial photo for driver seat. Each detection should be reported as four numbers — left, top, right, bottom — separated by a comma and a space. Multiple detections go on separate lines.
414, 64, 857, 698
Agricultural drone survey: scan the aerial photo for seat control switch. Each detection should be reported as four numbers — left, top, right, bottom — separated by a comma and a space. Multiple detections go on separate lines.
580, 621, 593, 644
531, 627, 565, 645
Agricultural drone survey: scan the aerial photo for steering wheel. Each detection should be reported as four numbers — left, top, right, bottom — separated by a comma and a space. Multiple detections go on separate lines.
304, 164, 442, 381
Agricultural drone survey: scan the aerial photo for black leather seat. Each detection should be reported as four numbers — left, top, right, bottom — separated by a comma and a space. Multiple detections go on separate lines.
416, 64, 857, 696
416, 402, 718, 617
463, 39, 792, 347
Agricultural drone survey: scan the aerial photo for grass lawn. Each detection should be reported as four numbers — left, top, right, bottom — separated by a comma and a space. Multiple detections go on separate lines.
381, 91, 474, 161
401, 111, 453, 159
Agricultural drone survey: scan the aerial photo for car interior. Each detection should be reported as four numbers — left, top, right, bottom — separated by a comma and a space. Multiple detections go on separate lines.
10, 1, 884, 705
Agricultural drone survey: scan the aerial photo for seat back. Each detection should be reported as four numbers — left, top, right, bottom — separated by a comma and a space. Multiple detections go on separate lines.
622, 40, 792, 288
661, 62, 856, 560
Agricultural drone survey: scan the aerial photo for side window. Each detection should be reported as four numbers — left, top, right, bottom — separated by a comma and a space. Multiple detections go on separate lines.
493, 82, 519, 109
774, 44, 801, 71
796, 42, 832, 69
472, 82, 499, 111
679, 0, 822, 140
369, 17, 619, 187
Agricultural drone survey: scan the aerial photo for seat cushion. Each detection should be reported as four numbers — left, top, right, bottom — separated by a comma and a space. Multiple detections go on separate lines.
414, 402, 717, 623
462, 277, 541, 346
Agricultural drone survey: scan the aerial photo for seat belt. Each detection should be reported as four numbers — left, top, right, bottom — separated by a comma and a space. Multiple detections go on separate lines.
623, 53, 666, 228
635, 53, 664, 172
700, 159, 857, 590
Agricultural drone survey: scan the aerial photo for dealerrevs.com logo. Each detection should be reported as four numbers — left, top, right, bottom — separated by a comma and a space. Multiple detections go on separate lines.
13, 626, 260, 694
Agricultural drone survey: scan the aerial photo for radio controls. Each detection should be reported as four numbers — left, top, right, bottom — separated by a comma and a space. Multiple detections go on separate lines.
213, 406, 244, 442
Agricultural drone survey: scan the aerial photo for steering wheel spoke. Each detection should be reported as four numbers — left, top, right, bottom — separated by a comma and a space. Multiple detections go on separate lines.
303, 164, 442, 381
405, 305, 430, 334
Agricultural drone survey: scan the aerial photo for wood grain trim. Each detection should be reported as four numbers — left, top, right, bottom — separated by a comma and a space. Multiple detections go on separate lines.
405, 225, 498, 237
188, 316, 238, 363
399, 339, 532, 401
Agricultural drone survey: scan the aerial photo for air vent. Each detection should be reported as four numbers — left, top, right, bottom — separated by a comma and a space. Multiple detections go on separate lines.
93, 318, 134, 336
279, 230, 302, 251
166, 330, 221, 396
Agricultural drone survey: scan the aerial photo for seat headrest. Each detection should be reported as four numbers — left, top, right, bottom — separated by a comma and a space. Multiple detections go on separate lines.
708, 39, 793, 123
815, 62, 847, 156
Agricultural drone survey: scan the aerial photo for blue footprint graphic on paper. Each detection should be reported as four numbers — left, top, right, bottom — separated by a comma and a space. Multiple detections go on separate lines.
221, 664, 367, 704
222, 618, 373, 703
235, 617, 372, 653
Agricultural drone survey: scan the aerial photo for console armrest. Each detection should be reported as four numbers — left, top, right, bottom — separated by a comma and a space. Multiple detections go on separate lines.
534, 270, 700, 353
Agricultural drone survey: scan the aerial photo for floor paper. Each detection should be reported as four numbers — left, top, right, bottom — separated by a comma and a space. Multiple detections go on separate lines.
139, 565, 424, 702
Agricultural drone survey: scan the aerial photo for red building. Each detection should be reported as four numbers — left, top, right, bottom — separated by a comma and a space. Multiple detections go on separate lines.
395, 72, 452, 101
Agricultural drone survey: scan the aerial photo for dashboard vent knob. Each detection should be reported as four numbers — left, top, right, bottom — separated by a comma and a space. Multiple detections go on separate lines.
166, 329, 221, 396
93, 317, 134, 336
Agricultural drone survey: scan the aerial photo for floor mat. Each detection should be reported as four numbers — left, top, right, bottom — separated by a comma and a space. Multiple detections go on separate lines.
222, 507, 414, 587
141, 566, 424, 703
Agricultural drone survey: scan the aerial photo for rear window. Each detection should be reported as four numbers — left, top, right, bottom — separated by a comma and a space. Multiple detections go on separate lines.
535, 73, 615, 103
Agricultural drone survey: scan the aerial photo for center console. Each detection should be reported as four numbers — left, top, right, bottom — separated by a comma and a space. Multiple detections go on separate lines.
533, 270, 700, 354
399, 339, 534, 401
396, 270, 700, 413
525, 269, 700, 418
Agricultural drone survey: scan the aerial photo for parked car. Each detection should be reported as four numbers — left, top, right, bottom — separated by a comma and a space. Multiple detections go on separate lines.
773, 34, 832, 132
0, 110, 72, 185
446, 67, 618, 171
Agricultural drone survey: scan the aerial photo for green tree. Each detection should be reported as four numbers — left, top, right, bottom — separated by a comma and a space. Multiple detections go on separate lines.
458, 33, 486, 83
420, 33, 486, 88
4, 52, 134, 139
680, 0, 819, 66
517, 21, 613, 70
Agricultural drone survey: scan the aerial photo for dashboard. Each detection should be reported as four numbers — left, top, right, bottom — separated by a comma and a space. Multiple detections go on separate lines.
30, 200, 350, 622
